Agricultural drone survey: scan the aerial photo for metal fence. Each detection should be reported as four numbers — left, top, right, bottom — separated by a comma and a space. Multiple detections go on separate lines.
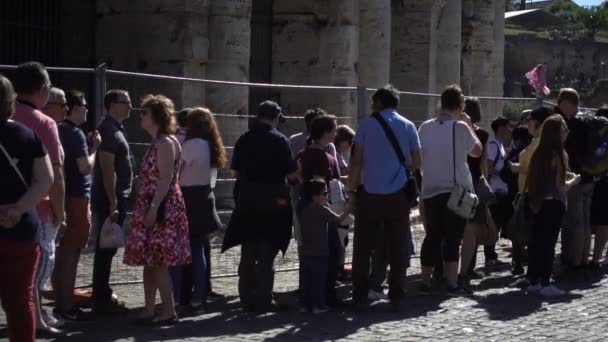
0, 63, 577, 287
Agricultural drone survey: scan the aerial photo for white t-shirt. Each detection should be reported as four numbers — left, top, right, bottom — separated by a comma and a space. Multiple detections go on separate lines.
418, 118, 477, 199
487, 138, 508, 194
179, 138, 218, 188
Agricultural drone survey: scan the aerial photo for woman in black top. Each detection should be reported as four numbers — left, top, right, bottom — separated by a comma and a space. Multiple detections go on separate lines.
0, 75, 53, 342
460, 98, 492, 283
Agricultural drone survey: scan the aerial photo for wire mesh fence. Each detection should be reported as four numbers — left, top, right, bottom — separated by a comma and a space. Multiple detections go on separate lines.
0, 63, 582, 288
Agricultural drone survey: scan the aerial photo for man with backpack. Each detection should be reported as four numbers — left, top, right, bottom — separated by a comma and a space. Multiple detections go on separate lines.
486, 117, 516, 267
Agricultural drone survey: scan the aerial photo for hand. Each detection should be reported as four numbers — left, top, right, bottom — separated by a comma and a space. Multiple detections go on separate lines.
89, 131, 102, 149
56, 222, 67, 243
143, 208, 156, 228
109, 210, 119, 223
0, 205, 23, 229
461, 113, 473, 128
55, 211, 66, 227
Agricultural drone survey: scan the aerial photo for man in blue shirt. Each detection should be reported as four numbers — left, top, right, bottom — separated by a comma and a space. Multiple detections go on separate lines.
55, 90, 100, 321
348, 85, 421, 311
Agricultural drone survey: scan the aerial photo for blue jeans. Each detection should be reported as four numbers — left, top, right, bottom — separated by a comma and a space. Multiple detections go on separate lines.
170, 237, 207, 305
302, 255, 328, 308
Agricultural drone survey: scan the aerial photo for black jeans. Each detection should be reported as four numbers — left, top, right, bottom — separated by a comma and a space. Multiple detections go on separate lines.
302, 255, 328, 308
353, 190, 411, 304
527, 200, 565, 286
92, 196, 128, 305
486, 193, 514, 260
421, 193, 466, 266
238, 239, 279, 309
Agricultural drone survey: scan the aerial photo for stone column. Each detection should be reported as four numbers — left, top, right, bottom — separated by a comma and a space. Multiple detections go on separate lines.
272, 1, 359, 135
97, 0, 209, 110
493, 0, 506, 117
431, 0, 462, 118
205, 0, 251, 147
390, 0, 442, 124
461, 0, 498, 127
359, 0, 391, 123
96, 0, 210, 148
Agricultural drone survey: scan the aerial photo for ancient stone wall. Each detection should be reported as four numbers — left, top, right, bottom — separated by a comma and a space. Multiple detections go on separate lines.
461, 0, 504, 127
390, 0, 442, 124
505, 34, 608, 99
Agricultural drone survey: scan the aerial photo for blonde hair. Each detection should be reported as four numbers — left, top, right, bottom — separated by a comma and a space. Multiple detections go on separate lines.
141, 94, 176, 135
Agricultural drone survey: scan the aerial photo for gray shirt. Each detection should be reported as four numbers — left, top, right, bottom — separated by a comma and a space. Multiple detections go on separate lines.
299, 203, 339, 256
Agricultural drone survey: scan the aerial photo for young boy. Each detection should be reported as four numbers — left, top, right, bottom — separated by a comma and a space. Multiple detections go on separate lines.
298, 178, 350, 314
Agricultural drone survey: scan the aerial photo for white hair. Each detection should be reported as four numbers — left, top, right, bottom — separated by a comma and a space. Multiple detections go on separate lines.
47, 87, 65, 103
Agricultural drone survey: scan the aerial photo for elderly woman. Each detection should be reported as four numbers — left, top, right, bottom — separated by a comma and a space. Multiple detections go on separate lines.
0, 75, 54, 341
123, 95, 190, 325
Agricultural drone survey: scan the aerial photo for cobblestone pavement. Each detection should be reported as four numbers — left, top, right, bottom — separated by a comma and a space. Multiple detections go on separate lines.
2, 247, 608, 342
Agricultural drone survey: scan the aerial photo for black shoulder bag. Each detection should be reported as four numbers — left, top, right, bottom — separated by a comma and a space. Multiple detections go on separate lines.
372, 113, 419, 208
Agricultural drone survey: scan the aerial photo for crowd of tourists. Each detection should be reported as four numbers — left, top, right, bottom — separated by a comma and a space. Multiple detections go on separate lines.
1, 61, 607, 341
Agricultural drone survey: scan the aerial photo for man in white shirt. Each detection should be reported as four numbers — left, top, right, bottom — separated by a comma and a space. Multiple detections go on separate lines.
485, 117, 514, 267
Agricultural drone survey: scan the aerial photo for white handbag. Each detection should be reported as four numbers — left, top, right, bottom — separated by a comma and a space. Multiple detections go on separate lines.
99, 217, 125, 249
447, 122, 479, 219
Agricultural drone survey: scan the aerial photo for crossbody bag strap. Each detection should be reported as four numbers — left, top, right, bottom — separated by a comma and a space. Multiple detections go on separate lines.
372, 112, 407, 168
452, 121, 457, 186
0, 140, 28, 188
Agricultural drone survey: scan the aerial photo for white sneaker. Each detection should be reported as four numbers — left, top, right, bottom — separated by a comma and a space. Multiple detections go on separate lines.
368, 289, 388, 301
526, 284, 542, 292
312, 306, 329, 315
540, 285, 566, 297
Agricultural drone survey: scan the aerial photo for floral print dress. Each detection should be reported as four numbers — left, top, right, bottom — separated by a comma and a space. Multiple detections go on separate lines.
124, 136, 191, 266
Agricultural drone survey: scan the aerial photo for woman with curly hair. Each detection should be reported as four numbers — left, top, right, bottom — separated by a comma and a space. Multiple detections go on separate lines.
124, 95, 190, 325
171, 107, 226, 312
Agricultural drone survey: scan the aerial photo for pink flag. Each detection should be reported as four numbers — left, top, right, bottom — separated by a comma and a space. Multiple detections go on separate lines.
525, 64, 551, 97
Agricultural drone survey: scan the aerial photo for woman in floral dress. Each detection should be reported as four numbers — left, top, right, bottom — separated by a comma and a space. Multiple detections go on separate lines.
124, 94, 191, 325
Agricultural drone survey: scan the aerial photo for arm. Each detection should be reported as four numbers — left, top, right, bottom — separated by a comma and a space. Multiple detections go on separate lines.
467, 125, 483, 158
99, 151, 118, 214
144, 139, 176, 227
4, 155, 54, 227
409, 150, 421, 171
347, 143, 363, 191
77, 131, 101, 175
486, 141, 499, 176
49, 163, 65, 224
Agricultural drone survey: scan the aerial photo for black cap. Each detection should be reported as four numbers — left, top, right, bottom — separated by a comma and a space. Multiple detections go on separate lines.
529, 107, 553, 123
257, 100, 282, 120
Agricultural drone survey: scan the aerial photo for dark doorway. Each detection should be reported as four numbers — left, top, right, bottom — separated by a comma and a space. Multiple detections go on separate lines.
249, 0, 274, 118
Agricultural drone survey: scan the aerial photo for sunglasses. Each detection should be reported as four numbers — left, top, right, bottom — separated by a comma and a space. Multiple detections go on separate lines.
48, 102, 68, 108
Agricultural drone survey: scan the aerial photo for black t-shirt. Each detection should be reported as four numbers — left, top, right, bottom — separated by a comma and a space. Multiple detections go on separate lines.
59, 120, 92, 198
0, 120, 47, 242
467, 128, 490, 180
231, 121, 297, 184
92, 117, 133, 201
565, 115, 593, 182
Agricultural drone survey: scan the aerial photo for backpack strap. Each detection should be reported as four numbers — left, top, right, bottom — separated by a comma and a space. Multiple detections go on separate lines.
490, 140, 502, 168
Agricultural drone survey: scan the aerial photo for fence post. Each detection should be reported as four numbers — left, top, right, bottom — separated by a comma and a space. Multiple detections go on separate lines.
94, 63, 108, 126
357, 86, 368, 127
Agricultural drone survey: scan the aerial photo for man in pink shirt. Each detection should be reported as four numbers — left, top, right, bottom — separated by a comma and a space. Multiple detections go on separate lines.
12, 61, 65, 337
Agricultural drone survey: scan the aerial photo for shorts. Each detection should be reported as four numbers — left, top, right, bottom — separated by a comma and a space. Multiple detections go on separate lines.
63, 196, 92, 249
591, 182, 608, 226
